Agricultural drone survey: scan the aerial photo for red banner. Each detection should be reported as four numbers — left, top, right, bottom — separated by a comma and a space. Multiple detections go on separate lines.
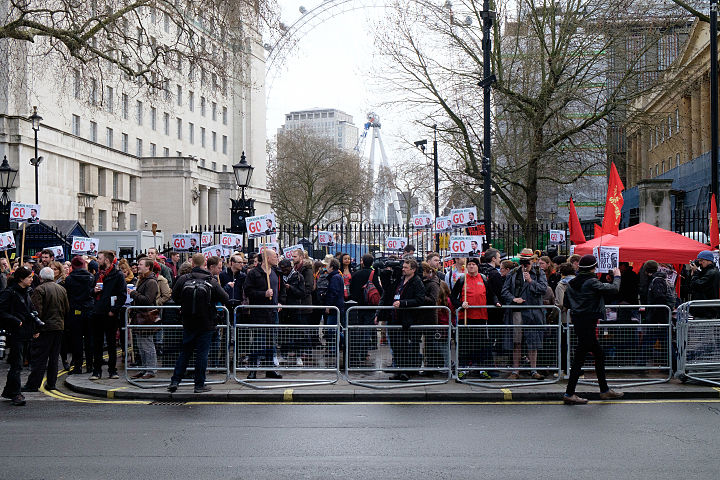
600, 162, 625, 236
568, 197, 586, 244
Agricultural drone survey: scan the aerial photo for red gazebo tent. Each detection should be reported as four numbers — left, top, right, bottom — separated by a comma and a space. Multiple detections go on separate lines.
573, 223, 709, 265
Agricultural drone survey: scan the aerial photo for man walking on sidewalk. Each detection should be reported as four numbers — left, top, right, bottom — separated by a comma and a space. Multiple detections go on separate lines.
562, 254, 624, 404
168, 254, 228, 393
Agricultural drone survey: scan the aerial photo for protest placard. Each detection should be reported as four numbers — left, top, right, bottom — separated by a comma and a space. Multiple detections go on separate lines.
283, 244, 304, 259
318, 231, 335, 246
48, 245, 64, 259
201, 232, 214, 247
449, 235, 486, 258
202, 244, 224, 259
435, 216, 452, 233
385, 237, 407, 252
245, 213, 276, 239
10, 202, 41, 223
172, 233, 201, 253
450, 207, 478, 227
593, 246, 619, 273
71, 236, 100, 255
411, 214, 432, 230
549, 230, 566, 244
0, 231, 15, 252
258, 242, 279, 254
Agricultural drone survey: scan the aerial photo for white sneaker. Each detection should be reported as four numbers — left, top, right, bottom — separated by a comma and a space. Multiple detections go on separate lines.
296, 357, 304, 366
273, 356, 280, 367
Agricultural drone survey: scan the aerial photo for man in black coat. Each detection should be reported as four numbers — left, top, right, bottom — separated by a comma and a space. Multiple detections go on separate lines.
379, 258, 425, 381
220, 253, 247, 323
349, 254, 382, 363
478, 248, 504, 325
90, 251, 126, 380
0, 267, 37, 406
63, 256, 96, 375
168, 253, 228, 393
689, 250, 720, 319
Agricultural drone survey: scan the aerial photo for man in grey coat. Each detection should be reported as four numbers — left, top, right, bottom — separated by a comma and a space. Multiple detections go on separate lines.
501, 249, 548, 380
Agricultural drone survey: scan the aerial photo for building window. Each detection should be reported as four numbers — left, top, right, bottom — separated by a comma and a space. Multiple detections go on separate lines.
106, 127, 113, 148
201, 96, 206, 116
130, 214, 137, 230
72, 115, 80, 135
667, 116, 672, 137
89, 121, 97, 142
163, 112, 170, 135
164, 79, 170, 101
136, 100, 143, 125
212, 161, 217, 171
113, 172, 119, 198
130, 176, 137, 201
676, 152, 680, 168
98, 209, 106, 231
201, 127, 206, 147
189, 91, 194, 112
136, 138, 143, 157
212, 131, 217, 151
122, 94, 129, 119
676, 108, 680, 132
176, 118, 182, 140
176, 84, 182, 106
150, 107, 157, 131
222, 135, 227, 154
98, 169, 106, 196
189, 122, 194, 144
105, 86, 113, 113
121, 133, 129, 153
222, 106, 227, 125
90, 78, 98, 105
74, 69, 81, 99
117, 212, 126, 231
655, 164, 659, 176
163, 147, 170, 157
150, 143, 156, 156
79, 164, 86, 192
212, 102, 217, 121
163, 12, 170, 32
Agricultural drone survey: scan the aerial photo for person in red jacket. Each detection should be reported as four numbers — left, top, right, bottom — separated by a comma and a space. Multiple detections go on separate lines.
451, 257, 501, 379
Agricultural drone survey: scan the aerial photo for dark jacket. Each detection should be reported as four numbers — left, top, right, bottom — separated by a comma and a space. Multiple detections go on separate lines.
325, 269, 345, 313
244, 264, 279, 323
646, 271, 674, 324
31, 280, 69, 332
131, 273, 159, 307
158, 263, 173, 287
221, 267, 247, 307
564, 272, 620, 322
171, 267, 228, 331
349, 267, 382, 306
297, 260, 314, 312
279, 269, 305, 306
422, 274, 441, 324
63, 268, 96, 314
0, 283, 36, 340
501, 265, 548, 326
477, 263, 503, 324
379, 273, 425, 329
619, 268, 640, 305
689, 263, 720, 318
94, 266, 127, 317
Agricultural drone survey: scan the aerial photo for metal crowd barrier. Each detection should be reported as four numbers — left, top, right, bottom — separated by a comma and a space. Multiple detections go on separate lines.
676, 300, 720, 387
568, 304, 672, 388
124, 305, 231, 389
232, 305, 341, 389
455, 305, 562, 388
345, 306, 452, 389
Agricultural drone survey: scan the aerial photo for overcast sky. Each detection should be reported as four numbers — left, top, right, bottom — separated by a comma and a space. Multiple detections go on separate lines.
265, 0, 415, 160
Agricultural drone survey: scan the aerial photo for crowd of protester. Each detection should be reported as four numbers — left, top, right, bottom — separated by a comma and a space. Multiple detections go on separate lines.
1, 241, 717, 405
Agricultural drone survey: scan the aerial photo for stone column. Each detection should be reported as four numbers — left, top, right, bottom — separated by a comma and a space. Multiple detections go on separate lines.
637, 179, 674, 230
701, 76, 711, 153
208, 188, 218, 226
199, 186, 208, 226
681, 94, 692, 163
691, 84, 702, 158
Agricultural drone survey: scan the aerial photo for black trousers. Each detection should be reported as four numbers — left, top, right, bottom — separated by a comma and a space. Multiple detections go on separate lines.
2, 337, 27, 398
26, 330, 63, 389
92, 314, 117, 376
67, 312, 94, 373
566, 320, 609, 395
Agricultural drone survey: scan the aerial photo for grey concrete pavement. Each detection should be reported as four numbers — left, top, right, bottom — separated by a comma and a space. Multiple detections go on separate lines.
1, 401, 719, 479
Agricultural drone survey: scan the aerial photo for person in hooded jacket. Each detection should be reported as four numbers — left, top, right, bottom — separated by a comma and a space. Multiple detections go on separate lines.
0, 267, 37, 406
562, 254, 624, 405
689, 250, 720, 319
63, 256, 96, 375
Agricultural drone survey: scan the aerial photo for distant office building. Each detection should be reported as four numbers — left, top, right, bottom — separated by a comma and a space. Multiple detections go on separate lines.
280, 108, 359, 151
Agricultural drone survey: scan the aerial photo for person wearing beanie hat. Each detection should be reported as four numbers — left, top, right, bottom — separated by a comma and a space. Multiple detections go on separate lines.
0, 266, 36, 406
63, 256, 96, 376
688, 250, 720, 319
562, 256, 623, 404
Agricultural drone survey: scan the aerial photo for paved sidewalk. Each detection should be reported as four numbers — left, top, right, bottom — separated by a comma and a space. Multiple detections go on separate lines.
65, 371, 720, 402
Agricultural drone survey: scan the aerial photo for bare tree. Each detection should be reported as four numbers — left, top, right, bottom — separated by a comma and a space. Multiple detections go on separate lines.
376, 156, 434, 227
268, 127, 368, 232
374, 0, 691, 234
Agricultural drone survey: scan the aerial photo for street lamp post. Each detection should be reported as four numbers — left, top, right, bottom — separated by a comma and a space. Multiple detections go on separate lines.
28, 106, 43, 205
479, 0, 496, 248
711, 0, 718, 207
231, 151, 255, 252
0, 156, 19, 232
415, 124, 441, 250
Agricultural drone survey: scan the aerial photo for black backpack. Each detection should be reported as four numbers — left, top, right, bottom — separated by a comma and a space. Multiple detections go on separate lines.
316, 272, 329, 304
180, 275, 213, 316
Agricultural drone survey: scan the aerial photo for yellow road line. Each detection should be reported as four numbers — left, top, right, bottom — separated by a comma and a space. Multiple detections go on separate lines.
500, 388, 512, 401
713, 387, 720, 397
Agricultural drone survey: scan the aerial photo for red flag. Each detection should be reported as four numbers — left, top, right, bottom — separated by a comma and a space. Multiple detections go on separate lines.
601, 162, 625, 236
594, 224, 602, 238
711, 194, 719, 249
568, 197, 586, 244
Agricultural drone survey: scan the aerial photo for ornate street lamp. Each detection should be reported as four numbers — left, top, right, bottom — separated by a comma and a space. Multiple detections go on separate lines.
0, 156, 19, 231
28, 106, 43, 204
230, 152, 256, 249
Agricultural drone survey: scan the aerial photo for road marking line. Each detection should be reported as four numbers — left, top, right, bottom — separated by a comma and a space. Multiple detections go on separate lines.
712, 387, 720, 397
185, 399, 720, 406
283, 389, 294, 402
501, 388, 512, 401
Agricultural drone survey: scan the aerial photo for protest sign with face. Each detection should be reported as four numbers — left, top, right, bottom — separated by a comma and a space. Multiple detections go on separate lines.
0, 231, 15, 252
385, 237, 407, 252
318, 231, 335, 246
435, 216, 452, 233
549, 230, 566, 244
411, 214, 433, 230
202, 244, 224, 259
48, 245, 64, 259
201, 232, 214, 247
246, 213, 277, 239
172, 233, 201, 253
71, 236, 99, 255
450, 207, 478, 228
258, 242, 279, 254
593, 246, 619, 273
449, 235, 486, 258
10, 202, 41, 223
283, 244, 305, 260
